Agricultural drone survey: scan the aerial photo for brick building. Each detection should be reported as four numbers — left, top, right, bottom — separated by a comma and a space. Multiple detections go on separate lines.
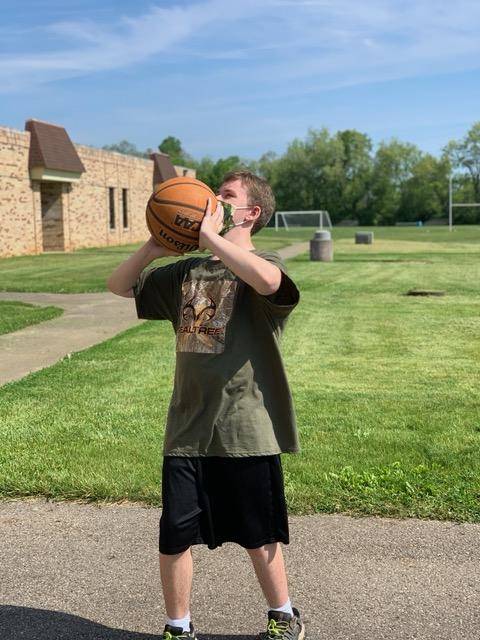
0, 119, 195, 258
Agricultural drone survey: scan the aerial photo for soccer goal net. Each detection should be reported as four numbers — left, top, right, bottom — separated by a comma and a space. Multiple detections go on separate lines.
448, 174, 480, 231
274, 210, 332, 231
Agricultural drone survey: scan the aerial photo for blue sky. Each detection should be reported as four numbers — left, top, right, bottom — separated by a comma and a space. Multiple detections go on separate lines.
1, 0, 480, 160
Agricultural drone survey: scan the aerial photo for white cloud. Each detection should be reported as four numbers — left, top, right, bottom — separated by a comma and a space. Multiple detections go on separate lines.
1, 0, 480, 94
0, 0, 260, 90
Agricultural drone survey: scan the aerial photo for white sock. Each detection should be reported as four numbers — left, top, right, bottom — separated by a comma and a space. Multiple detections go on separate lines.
271, 598, 294, 616
166, 612, 191, 633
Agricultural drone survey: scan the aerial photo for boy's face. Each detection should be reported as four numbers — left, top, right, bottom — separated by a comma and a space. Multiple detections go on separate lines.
217, 179, 258, 228
218, 178, 248, 206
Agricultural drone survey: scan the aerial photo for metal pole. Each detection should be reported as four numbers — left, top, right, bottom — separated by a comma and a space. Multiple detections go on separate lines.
448, 175, 453, 232
275, 211, 278, 232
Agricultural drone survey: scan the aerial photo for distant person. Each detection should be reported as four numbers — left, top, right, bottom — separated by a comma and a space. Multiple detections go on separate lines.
107, 171, 304, 640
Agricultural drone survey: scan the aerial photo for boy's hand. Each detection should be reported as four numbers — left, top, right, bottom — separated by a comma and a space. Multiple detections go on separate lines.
199, 198, 224, 251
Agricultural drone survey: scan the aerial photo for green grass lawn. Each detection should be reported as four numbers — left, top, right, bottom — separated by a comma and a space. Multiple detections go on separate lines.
0, 228, 310, 293
0, 301, 63, 335
1, 225, 478, 293
1, 226, 479, 521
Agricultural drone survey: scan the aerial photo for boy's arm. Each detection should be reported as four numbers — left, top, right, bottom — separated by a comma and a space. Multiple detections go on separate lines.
107, 237, 177, 298
200, 202, 282, 296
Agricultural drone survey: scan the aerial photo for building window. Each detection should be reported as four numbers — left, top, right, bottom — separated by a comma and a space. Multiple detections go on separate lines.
122, 188, 128, 229
109, 187, 115, 229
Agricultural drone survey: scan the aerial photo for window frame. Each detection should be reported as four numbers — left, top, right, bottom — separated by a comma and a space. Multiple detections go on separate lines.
122, 188, 129, 229
109, 187, 116, 230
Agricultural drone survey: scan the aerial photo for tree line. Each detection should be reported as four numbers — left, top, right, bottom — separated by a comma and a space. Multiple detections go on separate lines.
103, 123, 480, 225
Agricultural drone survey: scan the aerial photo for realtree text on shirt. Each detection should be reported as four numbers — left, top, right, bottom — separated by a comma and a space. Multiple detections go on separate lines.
133, 249, 300, 457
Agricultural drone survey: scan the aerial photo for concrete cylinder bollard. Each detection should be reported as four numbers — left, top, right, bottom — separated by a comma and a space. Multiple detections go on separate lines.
310, 230, 333, 261
355, 231, 374, 244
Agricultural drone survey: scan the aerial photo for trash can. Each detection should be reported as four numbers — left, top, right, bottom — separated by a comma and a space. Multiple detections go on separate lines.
355, 232, 374, 244
310, 230, 333, 261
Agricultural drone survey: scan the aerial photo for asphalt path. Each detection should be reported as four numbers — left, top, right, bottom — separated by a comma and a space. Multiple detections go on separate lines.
0, 499, 479, 640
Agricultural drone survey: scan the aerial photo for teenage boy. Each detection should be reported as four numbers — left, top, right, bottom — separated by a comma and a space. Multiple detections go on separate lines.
107, 171, 304, 640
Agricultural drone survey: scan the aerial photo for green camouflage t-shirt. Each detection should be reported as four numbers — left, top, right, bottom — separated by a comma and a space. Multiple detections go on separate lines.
133, 249, 300, 457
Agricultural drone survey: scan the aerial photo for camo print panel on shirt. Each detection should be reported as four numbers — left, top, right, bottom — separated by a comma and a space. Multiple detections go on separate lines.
176, 277, 238, 353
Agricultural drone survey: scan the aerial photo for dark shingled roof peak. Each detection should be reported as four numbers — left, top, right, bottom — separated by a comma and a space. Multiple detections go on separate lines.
25, 119, 85, 174
151, 152, 177, 187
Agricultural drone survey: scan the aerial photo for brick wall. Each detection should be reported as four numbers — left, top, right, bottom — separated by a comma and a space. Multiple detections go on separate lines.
0, 126, 41, 257
67, 144, 153, 252
0, 124, 195, 258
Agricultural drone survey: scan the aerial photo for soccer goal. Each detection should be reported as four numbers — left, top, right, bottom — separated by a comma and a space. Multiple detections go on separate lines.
274, 210, 332, 231
448, 174, 480, 231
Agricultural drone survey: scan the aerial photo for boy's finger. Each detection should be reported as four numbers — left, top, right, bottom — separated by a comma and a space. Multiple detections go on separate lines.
204, 197, 211, 214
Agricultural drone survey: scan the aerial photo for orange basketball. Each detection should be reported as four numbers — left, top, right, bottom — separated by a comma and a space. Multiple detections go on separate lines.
146, 177, 218, 254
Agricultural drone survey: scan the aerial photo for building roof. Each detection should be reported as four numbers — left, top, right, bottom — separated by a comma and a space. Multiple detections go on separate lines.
151, 152, 177, 185
25, 119, 85, 173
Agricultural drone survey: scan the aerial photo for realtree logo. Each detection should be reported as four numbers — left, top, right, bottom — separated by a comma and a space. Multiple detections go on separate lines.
182, 295, 216, 321
180, 295, 221, 336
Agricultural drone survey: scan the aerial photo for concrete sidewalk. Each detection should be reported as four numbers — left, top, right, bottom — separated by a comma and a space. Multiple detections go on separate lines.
0, 242, 309, 386
0, 499, 478, 640
0, 292, 142, 386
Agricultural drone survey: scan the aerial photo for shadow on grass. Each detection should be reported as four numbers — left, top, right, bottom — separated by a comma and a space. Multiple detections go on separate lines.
0, 605, 255, 640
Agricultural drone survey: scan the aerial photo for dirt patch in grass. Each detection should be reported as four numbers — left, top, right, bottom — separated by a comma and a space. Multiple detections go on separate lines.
405, 289, 446, 296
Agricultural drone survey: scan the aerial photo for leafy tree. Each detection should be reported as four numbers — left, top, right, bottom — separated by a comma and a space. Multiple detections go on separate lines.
255, 151, 279, 184
193, 157, 215, 186
158, 136, 194, 167
102, 140, 148, 158
268, 128, 371, 224
370, 140, 422, 225
270, 137, 313, 212
306, 128, 345, 219
195, 156, 247, 192
104, 123, 480, 225
158, 136, 182, 162
398, 155, 450, 222
336, 130, 373, 221
443, 122, 480, 202
443, 122, 480, 221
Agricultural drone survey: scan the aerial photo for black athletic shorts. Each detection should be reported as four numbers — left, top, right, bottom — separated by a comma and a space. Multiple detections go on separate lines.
159, 455, 290, 555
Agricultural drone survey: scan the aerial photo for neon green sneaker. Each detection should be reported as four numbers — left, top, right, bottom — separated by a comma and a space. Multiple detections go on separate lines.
162, 622, 197, 640
259, 608, 305, 640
